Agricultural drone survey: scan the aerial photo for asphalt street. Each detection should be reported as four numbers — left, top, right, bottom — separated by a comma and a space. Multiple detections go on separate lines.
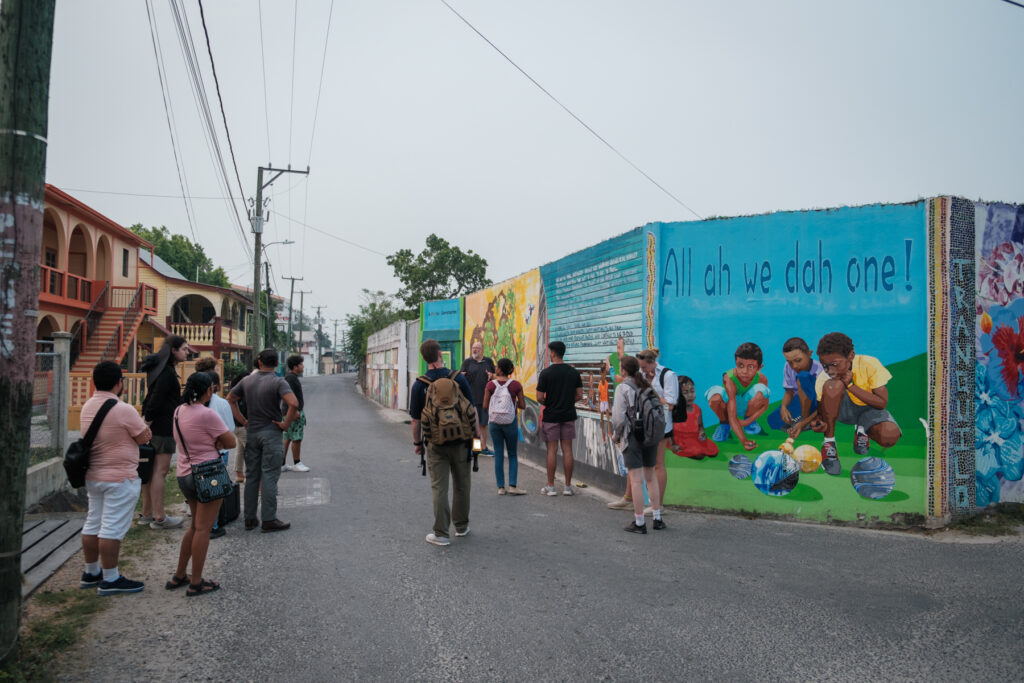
66, 373, 1024, 682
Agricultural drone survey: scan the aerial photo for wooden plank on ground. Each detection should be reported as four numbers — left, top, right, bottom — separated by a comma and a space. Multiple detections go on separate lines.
21, 519, 82, 574
22, 530, 82, 597
20, 519, 65, 556
22, 519, 44, 536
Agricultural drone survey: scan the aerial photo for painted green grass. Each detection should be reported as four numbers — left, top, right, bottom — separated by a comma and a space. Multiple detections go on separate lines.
664, 353, 928, 523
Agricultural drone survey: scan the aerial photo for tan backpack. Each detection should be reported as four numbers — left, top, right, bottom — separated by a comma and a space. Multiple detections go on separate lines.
418, 370, 477, 446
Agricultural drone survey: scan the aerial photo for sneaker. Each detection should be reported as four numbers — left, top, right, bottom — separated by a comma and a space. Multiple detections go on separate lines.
261, 519, 291, 533
606, 497, 633, 510
80, 571, 102, 589
744, 422, 763, 436
135, 514, 154, 526
853, 430, 870, 455
507, 486, 527, 496
497, 487, 506, 495
821, 441, 842, 476
625, 522, 647, 534
291, 462, 310, 472
652, 518, 667, 531
712, 424, 731, 442
455, 528, 470, 537
209, 526, 226, 539
281, 464, 292, 472
563, 485, 575, 496
425, 533, 450, 546
541, 485, 558, 496
150, 515, 184, 530
97, 575, 144, 595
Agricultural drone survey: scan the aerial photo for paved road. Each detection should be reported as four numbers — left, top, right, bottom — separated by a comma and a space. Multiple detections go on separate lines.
67, 373, 1024, 682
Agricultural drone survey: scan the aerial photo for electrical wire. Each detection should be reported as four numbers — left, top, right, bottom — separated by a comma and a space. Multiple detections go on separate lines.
61, 187, 229, 199
268, 210, 388, 257
258, 0, 272, 160
144, 0, 200, 242
1001, 0, 1024, 9
289, 0, 298, 162
306, 0, 335, 165
437, 0, 702, 220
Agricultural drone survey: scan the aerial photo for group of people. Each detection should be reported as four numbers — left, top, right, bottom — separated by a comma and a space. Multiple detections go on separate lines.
77, 338, 312, 597
413, 328, 903, 541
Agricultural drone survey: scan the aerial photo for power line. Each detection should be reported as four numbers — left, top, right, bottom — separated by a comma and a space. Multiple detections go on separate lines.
268, 210, 389, 257
258, 0, 272, 160
144, 0, 200, 242
61, 187, 230, 200
437, 0, 702, 220
289, 0, 298, 162
197, 0, 250, 213
1001, 0, 1024, 9
306, 0, 335, 165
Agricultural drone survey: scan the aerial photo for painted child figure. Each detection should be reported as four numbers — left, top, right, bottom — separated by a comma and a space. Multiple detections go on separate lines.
792, 332, 902, 476
705, 342, 771, 452
598, 358, 612, 441
669, 376, 718, 460
766, 337, 825, 435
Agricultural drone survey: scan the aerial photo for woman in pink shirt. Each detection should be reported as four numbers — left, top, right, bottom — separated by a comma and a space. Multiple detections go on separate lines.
166, 372, 235, 597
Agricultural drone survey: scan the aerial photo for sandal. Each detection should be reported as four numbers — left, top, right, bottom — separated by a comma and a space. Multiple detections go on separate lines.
165, 574, 190, 590
185, 578, 220, 597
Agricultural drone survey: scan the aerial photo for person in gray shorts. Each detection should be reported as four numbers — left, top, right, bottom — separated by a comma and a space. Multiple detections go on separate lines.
229, 349, 300, 533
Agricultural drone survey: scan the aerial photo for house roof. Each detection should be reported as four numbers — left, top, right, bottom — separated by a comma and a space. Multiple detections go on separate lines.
139, 247, 253, 304
45, 184, 153, 248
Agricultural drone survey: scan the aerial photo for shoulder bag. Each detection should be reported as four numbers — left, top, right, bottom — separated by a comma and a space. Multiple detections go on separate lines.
63, 398, 118, 488
174, 407, 233, 503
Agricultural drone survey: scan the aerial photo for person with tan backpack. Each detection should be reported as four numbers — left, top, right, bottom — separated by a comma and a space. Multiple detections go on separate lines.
410, 339, 477, 547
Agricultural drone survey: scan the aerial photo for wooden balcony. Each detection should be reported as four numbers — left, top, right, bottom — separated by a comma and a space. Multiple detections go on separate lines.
168, 317, 248, 350
39, 264, 99, 311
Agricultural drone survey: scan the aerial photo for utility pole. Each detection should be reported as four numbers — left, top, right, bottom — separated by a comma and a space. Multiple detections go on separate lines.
264, 261, 275, 355
315, 305, 324, 375
296, 289, 311, 362
249, 164, 308, 359
282, 275, 303, 354
331, 318, 341, 374
0, 0, 56, 664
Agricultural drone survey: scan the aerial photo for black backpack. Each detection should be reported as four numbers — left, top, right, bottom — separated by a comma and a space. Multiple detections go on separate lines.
628, 385, 667, 448
63, 398, 118, 488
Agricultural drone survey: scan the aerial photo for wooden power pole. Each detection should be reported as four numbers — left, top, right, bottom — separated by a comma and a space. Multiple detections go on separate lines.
0, 0, 56, 665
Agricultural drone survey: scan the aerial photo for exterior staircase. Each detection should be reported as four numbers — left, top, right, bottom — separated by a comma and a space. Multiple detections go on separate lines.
71, 283, 153, 373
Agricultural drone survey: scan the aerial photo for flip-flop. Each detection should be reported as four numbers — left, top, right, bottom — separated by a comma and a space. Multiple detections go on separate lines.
165, 575, 190, 590
185, 578, 220, 597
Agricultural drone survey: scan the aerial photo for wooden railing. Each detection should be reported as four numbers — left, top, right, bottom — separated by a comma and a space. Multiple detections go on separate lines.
39, 265, 97, 308
69, 283, 109, 368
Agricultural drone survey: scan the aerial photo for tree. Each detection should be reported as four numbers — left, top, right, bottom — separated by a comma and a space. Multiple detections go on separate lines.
343, 290, 403, 366
129, 224, 231, 287
386, 234, 491, 311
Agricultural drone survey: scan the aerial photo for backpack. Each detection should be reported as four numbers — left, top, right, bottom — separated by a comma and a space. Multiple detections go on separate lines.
418, 370, 477, 446
628, 385, 666, 448
488, 380, 517, 425
64, 398, 118, 488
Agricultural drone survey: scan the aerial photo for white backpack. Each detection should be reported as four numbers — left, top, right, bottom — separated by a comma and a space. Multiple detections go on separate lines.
489, 380, 517, 425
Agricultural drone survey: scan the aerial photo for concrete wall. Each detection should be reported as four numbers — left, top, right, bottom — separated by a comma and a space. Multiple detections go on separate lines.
366, 320, 407, 410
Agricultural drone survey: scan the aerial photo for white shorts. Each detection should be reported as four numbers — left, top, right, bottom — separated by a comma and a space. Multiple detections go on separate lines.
82, 478, 142, 540
600, 401, 609, 413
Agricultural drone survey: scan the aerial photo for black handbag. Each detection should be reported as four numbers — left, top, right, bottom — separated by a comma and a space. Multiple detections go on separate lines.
63, 398, 118, 488
175, 409, 233, 503
137, 443, 155, 484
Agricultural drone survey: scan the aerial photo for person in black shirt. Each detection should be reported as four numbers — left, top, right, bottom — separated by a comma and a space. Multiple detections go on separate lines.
535, 341, 583, 496
282, 355, 309, 472
460, 342, 495, 454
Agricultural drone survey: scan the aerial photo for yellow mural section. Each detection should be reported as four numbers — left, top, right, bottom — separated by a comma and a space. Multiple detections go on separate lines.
464, 269, 541, 399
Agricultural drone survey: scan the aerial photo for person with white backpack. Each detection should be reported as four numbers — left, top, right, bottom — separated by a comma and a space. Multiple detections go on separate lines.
482, 358, 527, 495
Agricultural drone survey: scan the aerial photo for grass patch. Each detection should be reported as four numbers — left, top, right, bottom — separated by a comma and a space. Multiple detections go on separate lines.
28, 447, 60, 467
1, 590, 110, 682
3, 467, 187, 680
948, 504, 1024, 536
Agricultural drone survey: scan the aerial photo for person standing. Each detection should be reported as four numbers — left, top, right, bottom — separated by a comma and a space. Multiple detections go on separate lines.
636, 348, 677, 515
166, 372, 236, 596
411, 339, 476, 547
282, 355, 310, 472
194, 359, 234, 539
79, 362, 152, 595
138, 335, 188, 530
482, 358, 527, 496
612, 356, 665, 533
535, 341, 583, 496
228, 349, 299, 533
460, 341, 495, 454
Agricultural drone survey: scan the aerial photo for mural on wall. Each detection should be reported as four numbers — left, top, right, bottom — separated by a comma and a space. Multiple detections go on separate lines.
975, 201, 1024, 506
464, 269, 542, 398
650, 203, 929, 522
420, 298, 463, 375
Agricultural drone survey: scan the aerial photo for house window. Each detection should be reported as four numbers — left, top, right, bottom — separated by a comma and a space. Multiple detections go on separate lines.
44, 249, 57, 268
122, 249, 129, 277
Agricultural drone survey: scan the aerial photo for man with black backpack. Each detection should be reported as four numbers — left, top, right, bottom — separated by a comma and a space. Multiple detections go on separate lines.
410, 339, 477, 547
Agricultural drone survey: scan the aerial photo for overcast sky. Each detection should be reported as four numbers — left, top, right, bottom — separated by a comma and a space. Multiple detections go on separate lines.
45, 0, 1024, 325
